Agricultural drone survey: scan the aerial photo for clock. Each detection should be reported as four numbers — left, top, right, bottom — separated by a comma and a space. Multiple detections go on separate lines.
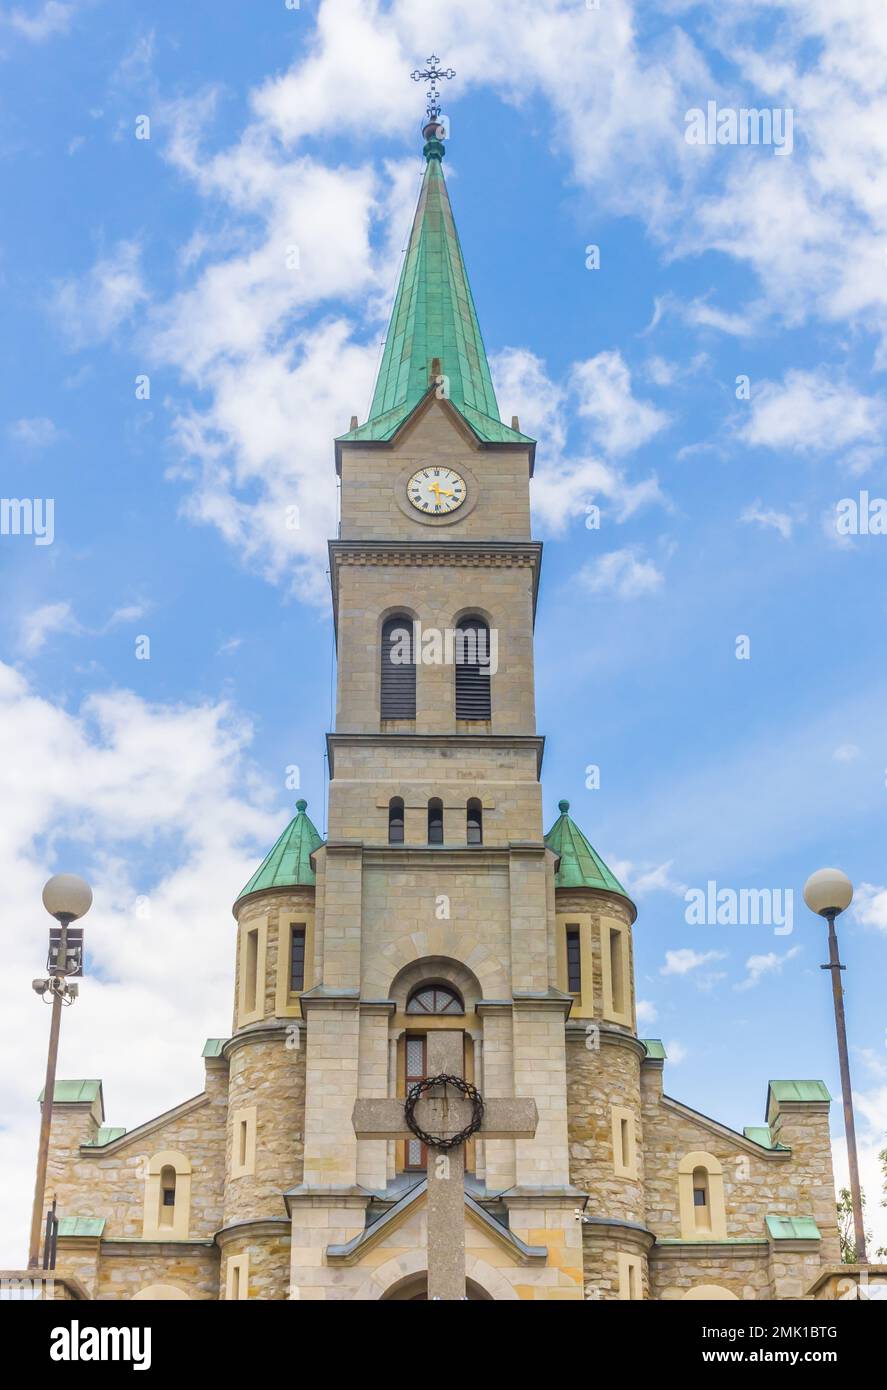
407, 466, 467, 516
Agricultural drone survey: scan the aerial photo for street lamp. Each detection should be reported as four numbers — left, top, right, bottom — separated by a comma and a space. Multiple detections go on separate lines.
27, 874, 92, 1270
803, 867, 866, 1265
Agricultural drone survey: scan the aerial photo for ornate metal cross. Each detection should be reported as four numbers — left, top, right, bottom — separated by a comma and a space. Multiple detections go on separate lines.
352, 1029, 538, 1300
411, 54, 455, 123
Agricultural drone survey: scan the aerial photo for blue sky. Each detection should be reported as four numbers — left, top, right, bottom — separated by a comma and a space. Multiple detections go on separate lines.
1, 0, 886, 1261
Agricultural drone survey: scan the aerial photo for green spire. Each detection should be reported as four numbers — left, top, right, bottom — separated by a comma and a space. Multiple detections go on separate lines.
237, 800, 323, 900
544, 800, 633, 904
338, 130, 534, 450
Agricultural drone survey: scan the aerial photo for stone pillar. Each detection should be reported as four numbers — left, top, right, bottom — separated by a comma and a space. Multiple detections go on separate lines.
317, 843, 363, 993
767, 1088, 840, 1264
357, 1004, 394, 1189
288, 1193, 369, 1301
508, 846, 549, 994
301, 998, 361, 1188
504, 1194, 586, 1299
512, 999, 572, 1188
477, 1005, 515, 1190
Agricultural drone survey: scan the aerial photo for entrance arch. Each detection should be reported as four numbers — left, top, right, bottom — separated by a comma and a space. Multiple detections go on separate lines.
682, 1284, 739, 1301
131, 1283, 190, 1300
381, 1273, 492, 1301
355, 1249, 519, 1300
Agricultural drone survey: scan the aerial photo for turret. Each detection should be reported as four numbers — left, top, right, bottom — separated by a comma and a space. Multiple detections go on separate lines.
548, 801, 650, 1297
219, 801, 322, 1299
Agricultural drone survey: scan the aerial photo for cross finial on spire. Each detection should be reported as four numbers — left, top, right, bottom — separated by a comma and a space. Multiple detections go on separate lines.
411, 53, 455, 124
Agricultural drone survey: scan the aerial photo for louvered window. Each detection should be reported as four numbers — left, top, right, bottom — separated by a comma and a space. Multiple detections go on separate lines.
466, 798, 482, 845
388, 797, 404, 844
381, 615, 416, 719
455, 617, 491, 719
428, 798, 443, 845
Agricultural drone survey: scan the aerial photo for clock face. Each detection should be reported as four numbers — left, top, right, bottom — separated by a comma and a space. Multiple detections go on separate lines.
407, 466, 467, 516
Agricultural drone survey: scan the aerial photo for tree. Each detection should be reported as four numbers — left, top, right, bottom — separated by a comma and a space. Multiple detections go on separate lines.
836, 1186, 872, 1263
878, 1140, 887, 1260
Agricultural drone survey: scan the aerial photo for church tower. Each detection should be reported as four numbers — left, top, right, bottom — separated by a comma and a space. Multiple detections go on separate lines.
38, 91, 842, 1305
285, 109, 590, 1297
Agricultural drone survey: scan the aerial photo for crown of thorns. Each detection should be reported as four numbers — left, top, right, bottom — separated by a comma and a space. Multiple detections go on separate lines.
404, 1074, 484, 1151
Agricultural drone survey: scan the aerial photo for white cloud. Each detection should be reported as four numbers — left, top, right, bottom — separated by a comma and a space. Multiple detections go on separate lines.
644, 355, 677, 387
661, 947, 727, 976
16, 601, 151, 655
612, 858, 687, 898
664, 1039, 688, 1064
2, 1, 75, 42
740, 370, 887, 458
8, 417, 61, 448
832, 743, 860, 763
493, 347, 666, 536
0, 662, 282, 1266
103, 603, 149, 629
853, 883, 887, 933
18, 601, 79, 655
51, 240, 147, 348
649, 293, 757, 339
579, 547, 664, 600
832, 1079, 887, 1259
681, 298, 756, 337
735, 946, 801, 991
739, 369, 887, 455
636, 999, 658, 1028
571, 350, 670, 457
739, 501, 794, 540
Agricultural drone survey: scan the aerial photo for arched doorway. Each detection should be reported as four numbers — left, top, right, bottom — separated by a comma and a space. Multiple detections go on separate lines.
381, 1273, 493, 1301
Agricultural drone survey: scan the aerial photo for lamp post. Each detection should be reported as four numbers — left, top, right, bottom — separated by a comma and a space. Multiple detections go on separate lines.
802, 867, 866, 1265
27, 874, 92, 1270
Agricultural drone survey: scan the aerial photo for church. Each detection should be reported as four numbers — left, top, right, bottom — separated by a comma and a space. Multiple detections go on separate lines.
40, 106, 841, 1303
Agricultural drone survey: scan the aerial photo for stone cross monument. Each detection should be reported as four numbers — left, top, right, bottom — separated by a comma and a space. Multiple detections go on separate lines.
352, 1030, 538, 1300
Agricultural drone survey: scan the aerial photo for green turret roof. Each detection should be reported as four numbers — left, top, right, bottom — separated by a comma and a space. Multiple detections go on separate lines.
237, 800, 323, 900
544, 800, 633, 906
337, 131, 533, 451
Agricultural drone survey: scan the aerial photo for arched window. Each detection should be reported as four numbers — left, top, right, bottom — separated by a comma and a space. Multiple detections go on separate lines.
159, 1166, 176, 1228
427, 798, 443, 845
388, 796, 404, 844
381, 615, 416, 719
466, 798, 483, 845
678, 1151, 727, 1240
692, 1167, 709, 1225
455, 616, 491, 719
406, 984, 464, 1015
142, 1150, 192, 1240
